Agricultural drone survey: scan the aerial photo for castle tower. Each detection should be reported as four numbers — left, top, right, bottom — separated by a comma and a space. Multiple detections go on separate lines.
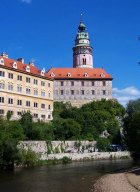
73, 19, 93, 68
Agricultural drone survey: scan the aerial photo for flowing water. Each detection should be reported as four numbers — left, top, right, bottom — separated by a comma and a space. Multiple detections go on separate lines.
0, 159, 133, 192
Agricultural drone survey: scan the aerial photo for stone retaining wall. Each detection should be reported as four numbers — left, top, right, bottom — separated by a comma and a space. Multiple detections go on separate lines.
18, 141, 130, 161
46, 151, 130, 161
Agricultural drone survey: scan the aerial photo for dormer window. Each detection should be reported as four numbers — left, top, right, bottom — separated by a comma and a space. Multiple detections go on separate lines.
26, 66, 30, 72
51, 72, 55, 77
13, 62, 17, 69
100, 73, 105, 78
67, 73, 71, 77
41, 68, 45, 76
84, 73, 88, 77
0, 58, 4, 65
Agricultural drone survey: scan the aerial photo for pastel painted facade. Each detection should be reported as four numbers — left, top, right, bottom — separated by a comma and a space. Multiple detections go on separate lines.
0, 53, 53, 121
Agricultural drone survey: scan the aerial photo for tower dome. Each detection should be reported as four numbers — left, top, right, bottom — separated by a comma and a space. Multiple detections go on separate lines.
78, 22, 86, 32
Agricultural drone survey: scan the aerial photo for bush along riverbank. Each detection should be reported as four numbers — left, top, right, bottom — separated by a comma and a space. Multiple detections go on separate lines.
16, 149, 72, 168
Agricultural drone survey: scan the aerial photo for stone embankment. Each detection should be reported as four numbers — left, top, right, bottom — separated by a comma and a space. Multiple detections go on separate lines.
46, 151, 130, 161
18, 141, 130, 161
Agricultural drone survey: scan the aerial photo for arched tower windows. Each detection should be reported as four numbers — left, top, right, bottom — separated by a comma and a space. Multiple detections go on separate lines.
83, 58, 86, 65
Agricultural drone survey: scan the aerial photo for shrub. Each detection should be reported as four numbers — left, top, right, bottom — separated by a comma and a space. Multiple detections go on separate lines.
62, 156, 72, 164
21, 148, 40, 167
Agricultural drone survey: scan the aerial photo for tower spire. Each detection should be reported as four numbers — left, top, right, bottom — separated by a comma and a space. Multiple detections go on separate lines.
80, 13, 83, 23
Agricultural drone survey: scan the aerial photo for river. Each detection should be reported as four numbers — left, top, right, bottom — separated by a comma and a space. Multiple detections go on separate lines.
0, 159, 133, 192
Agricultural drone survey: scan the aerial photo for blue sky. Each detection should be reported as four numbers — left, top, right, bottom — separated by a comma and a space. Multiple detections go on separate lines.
0, 0, 140, 105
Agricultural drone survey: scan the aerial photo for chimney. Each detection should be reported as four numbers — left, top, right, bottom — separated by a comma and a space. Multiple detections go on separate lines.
29, 61, 34, 66
1, 52, 8, 58
17, 58, 24, 64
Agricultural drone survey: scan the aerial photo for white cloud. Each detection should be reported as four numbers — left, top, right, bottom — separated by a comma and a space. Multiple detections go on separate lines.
21, 0, 32, 4
113, 86, 140, 106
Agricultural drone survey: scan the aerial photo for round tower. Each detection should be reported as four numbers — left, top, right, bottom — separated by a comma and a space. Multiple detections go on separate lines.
73, 20, 93, 68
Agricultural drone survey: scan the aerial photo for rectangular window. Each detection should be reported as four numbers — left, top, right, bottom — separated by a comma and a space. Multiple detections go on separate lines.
34, 79, 38, 85
0, 109, 4, 115
17, 75, 22, 81
26, 77, 30, 83
34, 102, 38, 108
103, 90, 106, 95
81, 81, 84, 86
41, 91, 45, 97
8, 98, 13, 104
81, 90, 84, 95
41, 81, 45, 86
26, 101, 30, 107
0, 71, 5, 77
0, 82, 5, 89
41, 104, 45, 109
17, 100, 22, 106
17, 111, 22, 116
71, 81, 74, 86
48, 114, 51, 119
33, 114, 38, 118
41, 115, 45, 119
103, 81, 106, 86
17, 86, 22, 93
0, 97, 4, 103
61, 81, 64, 86
48, 83, 50, 87
71, 90, 74, 95
8, 73, 13, 79
26, 88, 31, 94
48, 105, 51, 110
92, 81, 95, 86
92, 90, 95, 95
60, 90, 64, 95
8, 84, 13, 91
34, 89, 38, 96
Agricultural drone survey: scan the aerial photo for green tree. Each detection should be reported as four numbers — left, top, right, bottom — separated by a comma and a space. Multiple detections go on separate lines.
124, 99, 140, 158
20, 111, 33, 139
52, 99, 125, 142
126, 98, 140, 117
0, 118, 25, 170
31, 121, 54, 140
52, 118, 81, 140
96, 138, 110, 152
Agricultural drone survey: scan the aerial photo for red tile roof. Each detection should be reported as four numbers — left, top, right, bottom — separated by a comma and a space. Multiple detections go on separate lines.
0, 56, 51, 80
46, 68, 113, 80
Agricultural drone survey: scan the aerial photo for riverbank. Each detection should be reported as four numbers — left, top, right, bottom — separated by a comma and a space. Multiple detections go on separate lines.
46, 151, 130, 161
92, 167, 140, 192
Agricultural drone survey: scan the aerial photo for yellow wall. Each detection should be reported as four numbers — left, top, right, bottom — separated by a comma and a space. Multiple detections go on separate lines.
0, 66, 53, 121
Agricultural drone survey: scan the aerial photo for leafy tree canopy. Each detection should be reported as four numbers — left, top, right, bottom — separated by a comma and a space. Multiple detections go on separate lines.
124, 98, 140, 159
